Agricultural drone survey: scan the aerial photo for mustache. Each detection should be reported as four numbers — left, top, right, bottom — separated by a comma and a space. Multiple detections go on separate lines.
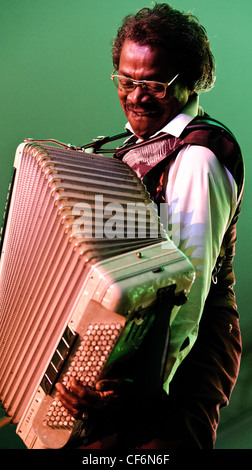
126, 104, 158, 113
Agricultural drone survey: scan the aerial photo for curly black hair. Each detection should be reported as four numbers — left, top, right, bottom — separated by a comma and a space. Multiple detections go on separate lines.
112, 3, 216, 93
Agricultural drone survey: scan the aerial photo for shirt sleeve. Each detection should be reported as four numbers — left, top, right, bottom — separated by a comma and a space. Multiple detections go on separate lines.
163, 144, 238, 393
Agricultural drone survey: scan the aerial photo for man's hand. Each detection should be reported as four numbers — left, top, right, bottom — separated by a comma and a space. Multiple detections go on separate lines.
55, 377, 167, 448
55, 378, 117, 419
55, 377, 133, 420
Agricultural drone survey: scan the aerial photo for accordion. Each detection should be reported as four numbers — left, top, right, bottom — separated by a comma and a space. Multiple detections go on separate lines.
0, 141, 195, 449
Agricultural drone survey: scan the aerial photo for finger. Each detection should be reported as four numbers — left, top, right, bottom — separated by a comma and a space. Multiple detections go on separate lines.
55, 383, 82, 418
95, 379, 114, 391
68, 377, 87, 397
56, 379, 94, 405
55, 382, 82, 408
55, 382, 66, 396
96, 378, 133, 396
55, 381, 92, 415
95, 379, 119, 393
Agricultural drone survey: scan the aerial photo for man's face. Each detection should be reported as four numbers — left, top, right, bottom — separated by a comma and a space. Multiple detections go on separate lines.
117, 40, 190, 139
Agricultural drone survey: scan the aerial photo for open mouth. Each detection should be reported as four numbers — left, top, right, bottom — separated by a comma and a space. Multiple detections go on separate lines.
129, 108, 157, 117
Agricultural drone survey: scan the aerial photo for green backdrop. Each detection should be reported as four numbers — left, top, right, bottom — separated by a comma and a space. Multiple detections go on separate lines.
0, 0, 251, 450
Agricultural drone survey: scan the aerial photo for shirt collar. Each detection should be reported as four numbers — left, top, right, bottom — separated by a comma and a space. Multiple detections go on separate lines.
125, 94, 201, 140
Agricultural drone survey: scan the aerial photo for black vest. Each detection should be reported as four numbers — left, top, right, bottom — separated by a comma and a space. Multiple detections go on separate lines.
114, 115, 244, 315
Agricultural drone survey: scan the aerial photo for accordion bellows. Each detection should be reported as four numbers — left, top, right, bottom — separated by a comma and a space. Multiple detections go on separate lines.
0, 142, 194, 448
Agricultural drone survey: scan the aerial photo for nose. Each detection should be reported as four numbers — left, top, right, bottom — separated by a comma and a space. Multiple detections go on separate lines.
127, 84, 147, 105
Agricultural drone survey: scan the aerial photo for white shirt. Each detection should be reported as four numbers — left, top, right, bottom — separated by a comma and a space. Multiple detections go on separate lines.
125, 95, 238, 392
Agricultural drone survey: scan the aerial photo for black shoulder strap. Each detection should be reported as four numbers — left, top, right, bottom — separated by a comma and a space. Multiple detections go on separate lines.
185, 115, 237, 138
182, 115, 244, 197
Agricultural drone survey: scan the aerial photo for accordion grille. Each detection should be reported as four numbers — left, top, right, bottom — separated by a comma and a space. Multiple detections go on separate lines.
0, 143, 166, 423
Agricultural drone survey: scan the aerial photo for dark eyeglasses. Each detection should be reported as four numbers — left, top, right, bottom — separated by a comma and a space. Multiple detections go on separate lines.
110, 72, 179, 99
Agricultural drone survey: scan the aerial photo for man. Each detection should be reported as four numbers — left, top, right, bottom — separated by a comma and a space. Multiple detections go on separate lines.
56, 3, 244, 449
